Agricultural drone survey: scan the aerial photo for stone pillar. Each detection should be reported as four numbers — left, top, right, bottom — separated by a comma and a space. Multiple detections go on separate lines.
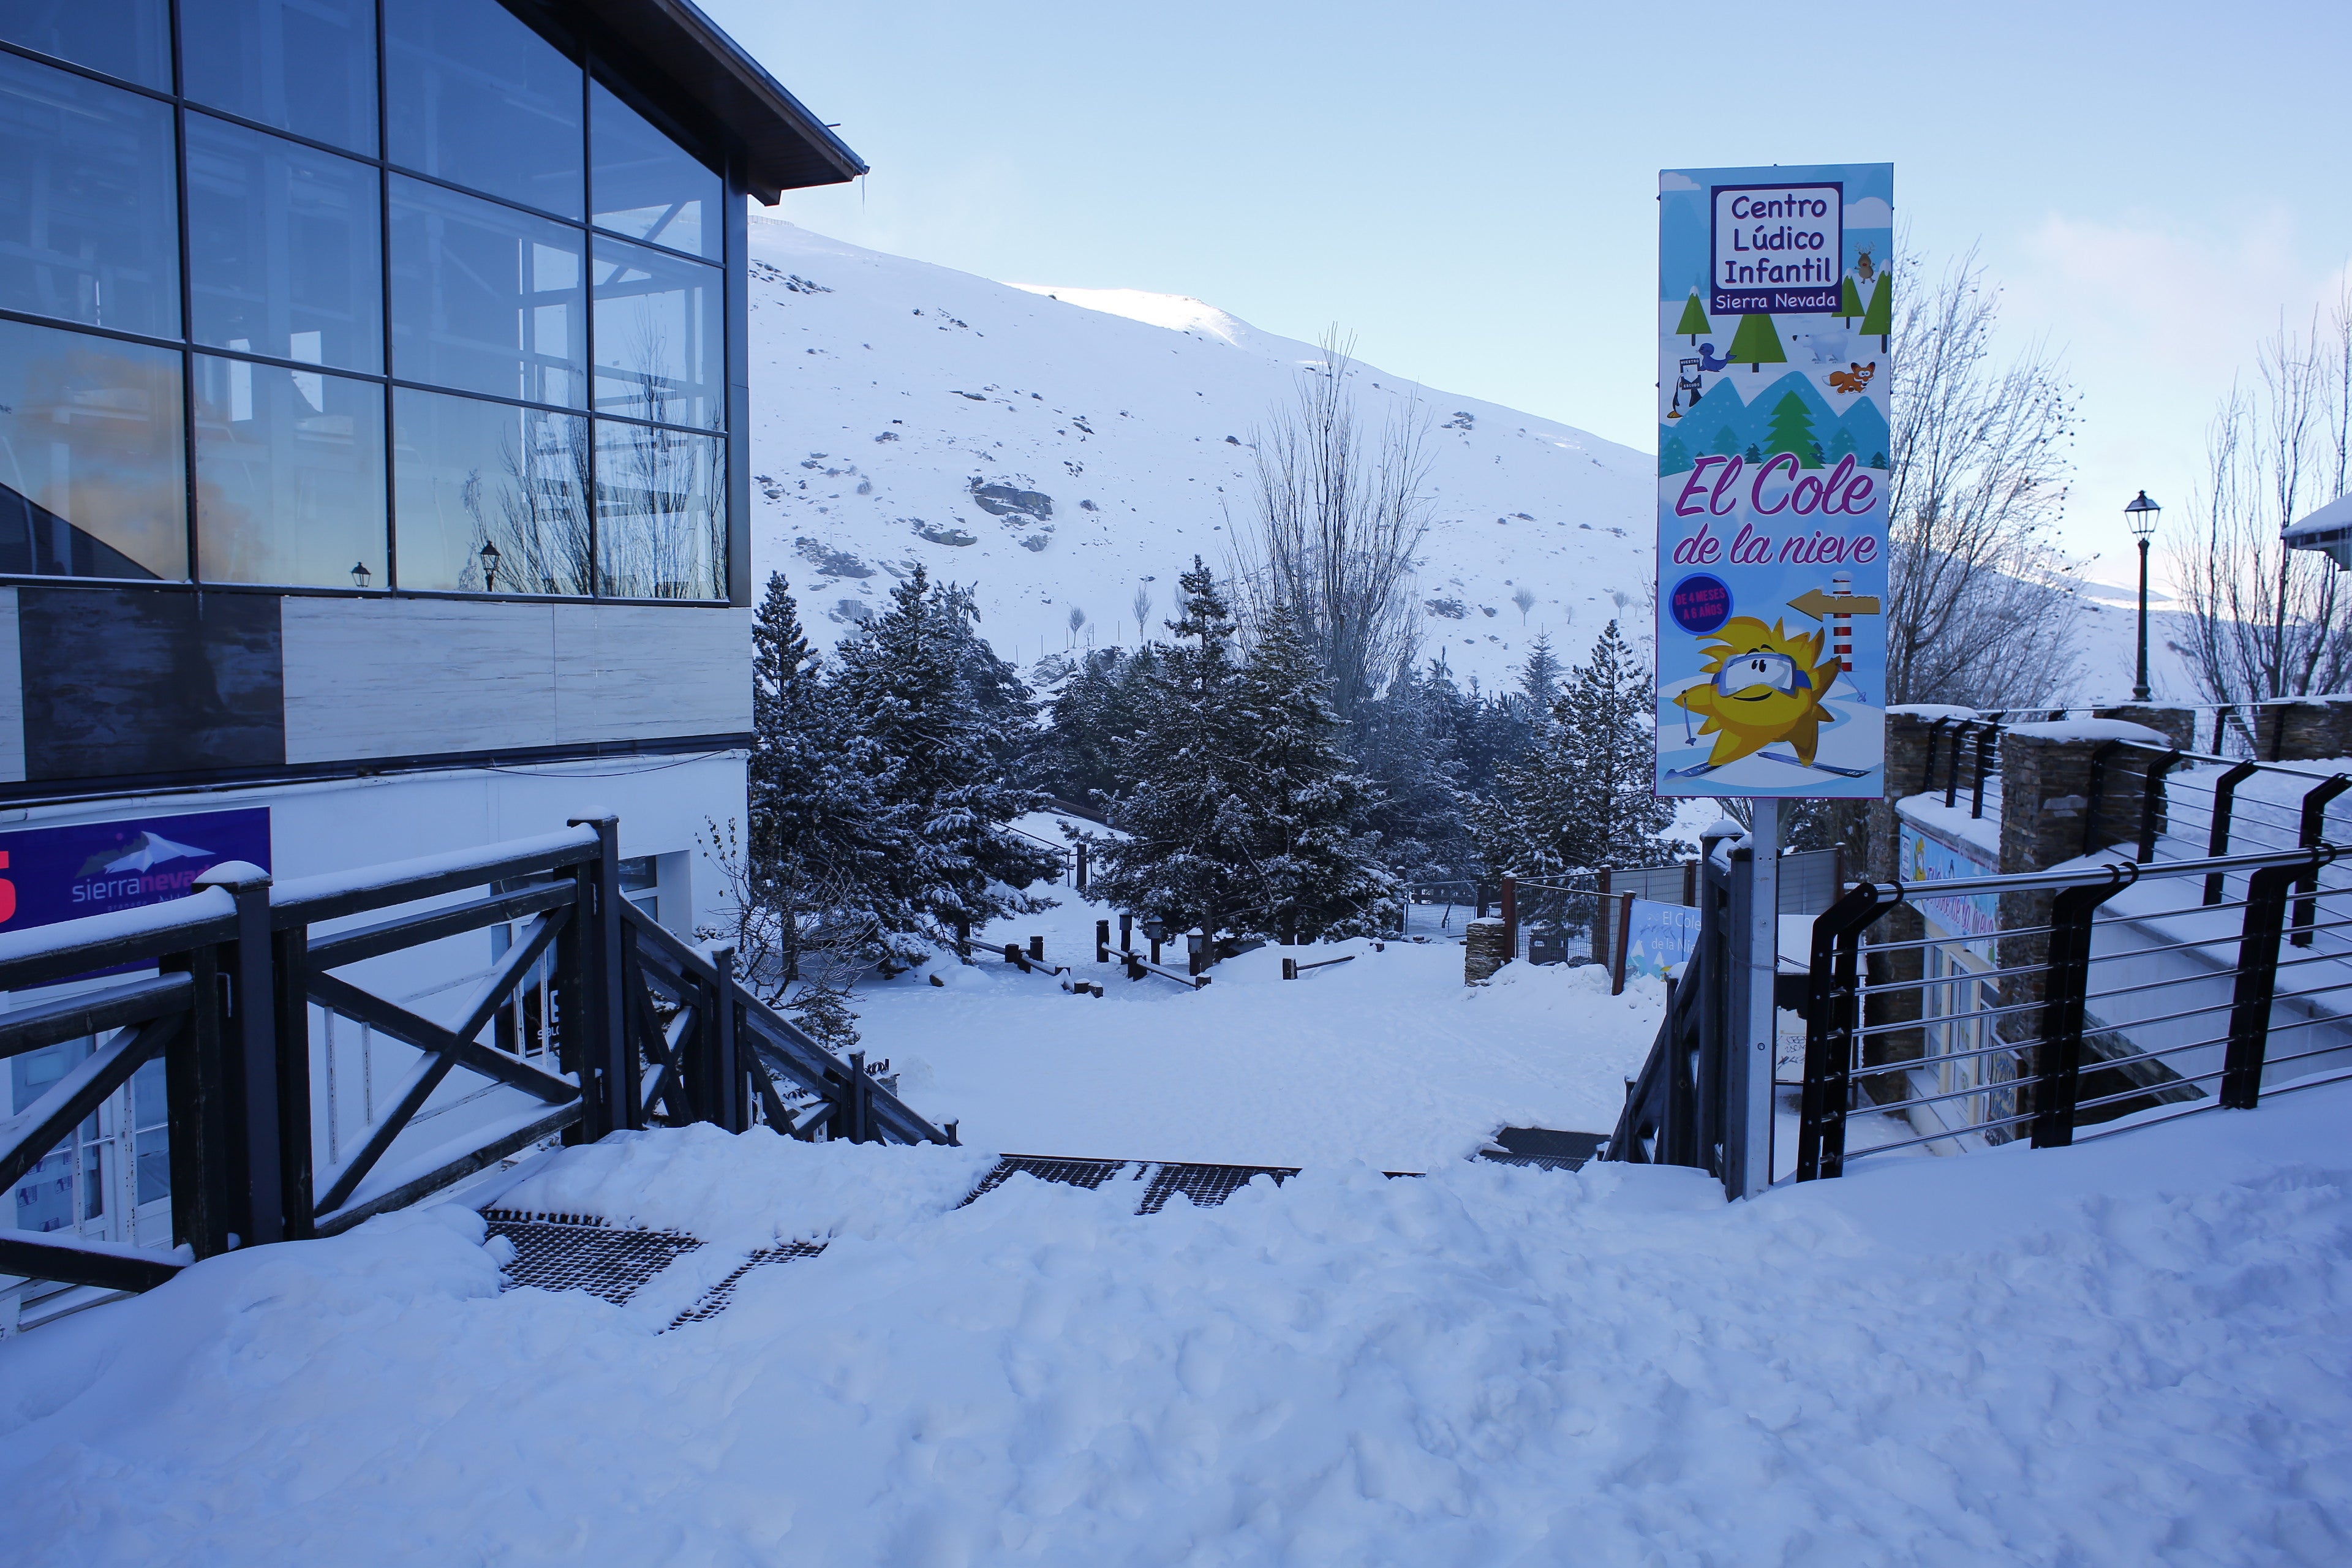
2092, 704, 2193, 753
2323, 696, 2352, 759
1464, 919, 1509, 985
2254, 699, 2335, 761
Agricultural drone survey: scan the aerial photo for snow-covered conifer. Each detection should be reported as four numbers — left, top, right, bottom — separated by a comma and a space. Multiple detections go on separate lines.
1080, 558, 1253, 941
829, 565, 1058, 960
1229, 603, 1398, 939
1469, 620, 1673, 876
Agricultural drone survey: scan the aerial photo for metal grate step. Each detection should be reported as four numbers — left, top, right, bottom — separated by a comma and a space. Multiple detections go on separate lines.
481, 1210, 824, 1328
965, 1155, 1320, 1213
1478, 1127, 1606, 1171
665, 1240, 827, 1327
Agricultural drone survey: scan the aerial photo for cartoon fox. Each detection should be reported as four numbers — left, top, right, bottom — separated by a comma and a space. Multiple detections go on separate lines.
1828, 361, 1877, 396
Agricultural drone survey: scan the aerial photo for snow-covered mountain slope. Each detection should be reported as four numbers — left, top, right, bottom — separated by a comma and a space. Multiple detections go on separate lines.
745, 218, 1653, 687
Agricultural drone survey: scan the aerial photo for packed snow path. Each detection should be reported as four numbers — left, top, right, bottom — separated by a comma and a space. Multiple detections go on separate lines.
853, 864, 1664, 1172
7, 1094, 2352, 1566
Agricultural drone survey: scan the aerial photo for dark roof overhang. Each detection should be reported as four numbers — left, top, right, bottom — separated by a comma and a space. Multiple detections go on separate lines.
560, 0, 867, 202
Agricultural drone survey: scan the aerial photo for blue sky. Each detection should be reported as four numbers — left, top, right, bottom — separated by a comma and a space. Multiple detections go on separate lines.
709, 0, 2352, 590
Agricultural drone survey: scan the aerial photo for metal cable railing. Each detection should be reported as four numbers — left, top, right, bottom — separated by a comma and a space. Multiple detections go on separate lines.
1793, 840, 2351, 1182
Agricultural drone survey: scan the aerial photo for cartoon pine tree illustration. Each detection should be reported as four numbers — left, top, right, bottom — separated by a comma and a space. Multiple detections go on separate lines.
1765, 393, 1820, 468
1676, 291, 1710, 344
1727, 312, 1785, 373
1837, 276, 1864, 325
1660, 433, 1692, 474
1711, 426, 1741, 458
1827, 426, 1857, 464
1860, 274, 1892, 351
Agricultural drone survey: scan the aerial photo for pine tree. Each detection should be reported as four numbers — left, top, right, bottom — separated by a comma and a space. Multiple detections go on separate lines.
1711, 426, 1742, 458
1765, 393, 1820, 467
1466, 622, 1673, 878
1826, 426, 1857, 464
1837, 275, 1864, 324
1675, 291, 1711, 342
1227, 603, 1397, 940
1555, 620, 1676, 867
1860, 274, 1892, 349
1079, 558, 1254, 943
829, 565, 1058, 962
1727, 312, 1786, 373
744, 572, 894, 982
1354, 660, 1474, 884
1516, 633, 1562, 714
1660, 432, 1692, 474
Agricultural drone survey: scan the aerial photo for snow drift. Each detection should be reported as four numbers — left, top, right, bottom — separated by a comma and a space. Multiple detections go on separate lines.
5, 1085, 2349, 1564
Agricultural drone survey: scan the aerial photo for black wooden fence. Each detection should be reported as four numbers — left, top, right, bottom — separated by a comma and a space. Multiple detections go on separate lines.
0, 816, 949, 1299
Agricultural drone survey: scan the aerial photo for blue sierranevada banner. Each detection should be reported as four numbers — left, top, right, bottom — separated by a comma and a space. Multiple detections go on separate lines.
1654, 162, 1892, 798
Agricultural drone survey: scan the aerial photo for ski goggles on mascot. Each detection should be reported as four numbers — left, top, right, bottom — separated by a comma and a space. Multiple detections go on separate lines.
1713, 652, 1814, 699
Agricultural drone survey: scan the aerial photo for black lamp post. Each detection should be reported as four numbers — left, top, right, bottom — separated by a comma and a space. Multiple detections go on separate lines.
349, 560, 371, 590
2125, 490, 2161, 702
478, 539, 502, 593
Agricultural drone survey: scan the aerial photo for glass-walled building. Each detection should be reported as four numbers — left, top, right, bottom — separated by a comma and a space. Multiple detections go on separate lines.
0, 0, 790, 602
0, 0, 861, 1314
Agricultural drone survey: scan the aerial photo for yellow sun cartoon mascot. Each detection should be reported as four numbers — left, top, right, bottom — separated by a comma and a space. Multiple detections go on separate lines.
1675, 617, 1841, 768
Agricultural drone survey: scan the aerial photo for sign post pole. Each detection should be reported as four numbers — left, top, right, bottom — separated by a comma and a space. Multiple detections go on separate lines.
1735, 797, 1781, 1197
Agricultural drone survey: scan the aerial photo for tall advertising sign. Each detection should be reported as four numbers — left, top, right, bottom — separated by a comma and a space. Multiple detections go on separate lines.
1655, 164, 1892, 797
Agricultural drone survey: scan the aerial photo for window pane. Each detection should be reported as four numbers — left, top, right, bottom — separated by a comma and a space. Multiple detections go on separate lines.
393, 385, 589, 594
134, 1126, 170, 1205
0, 316, 185, 579
189, 115, 383, 372
195, 353, 386, 586
0, 50, 179, 336
590, 77, 718, 260
385, 0, 581, 219
595, 420, 720, 600
594, 235, 720, 431
131, 1053, 168, 1129
0, 0, 169, 90
391, 175, 585, 407
181, 0, 379, 156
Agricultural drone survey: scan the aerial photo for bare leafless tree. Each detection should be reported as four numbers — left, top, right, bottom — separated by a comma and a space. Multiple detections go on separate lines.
462, 410, 594, 595
1232, 330, 1434, 720
2173, 291, 2352, 724
1885, 249, 2082, 707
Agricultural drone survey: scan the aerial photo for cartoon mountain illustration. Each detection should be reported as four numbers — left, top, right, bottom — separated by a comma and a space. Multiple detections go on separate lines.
77, 831, 213, 878
1656, 371, 1891, 477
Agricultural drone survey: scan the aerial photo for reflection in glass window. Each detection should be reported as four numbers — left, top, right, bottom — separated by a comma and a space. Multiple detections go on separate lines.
194, 353, 386, 586
0, 317, 185, 579
188, 114, 383, 372
386, 0, 582, 219
595, 420, 722, 600
590, 78, 719, 260
393, 386, 589, 595
0, 50, 179, 337
9, 1036, 90, 1231
390, 175, 585, 408
130, 1054, 168, 1207
181, 0, 380, 156
0, 0, 170, 90
594, 235, 721, 431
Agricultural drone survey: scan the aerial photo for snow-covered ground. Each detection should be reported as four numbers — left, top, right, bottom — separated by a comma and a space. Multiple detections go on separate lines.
861, 891, 1661, 1172
836, 816, 1659, 1170
7, 1086, 2350, 1564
